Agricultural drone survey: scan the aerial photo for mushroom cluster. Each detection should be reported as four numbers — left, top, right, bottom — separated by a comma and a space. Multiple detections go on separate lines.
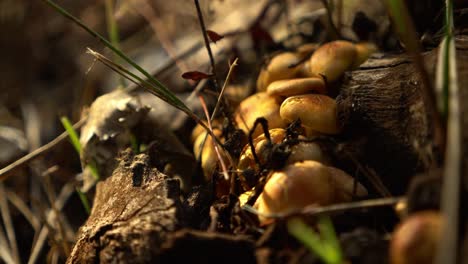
192, 40, 376, 224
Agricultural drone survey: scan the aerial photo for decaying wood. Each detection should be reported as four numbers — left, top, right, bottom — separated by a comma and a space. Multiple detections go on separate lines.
67, 150, 184, 263
336, 52, 437, 194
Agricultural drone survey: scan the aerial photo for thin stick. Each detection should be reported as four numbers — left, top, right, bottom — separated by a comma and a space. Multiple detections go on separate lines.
243, 197, 403, 219
194, 59, 239, 179
5, 190, 40, 231
0, 224, 14, 264
41, 166, 71, 256
199, 95, 229, 180
193, 0, 220, 91
28, 182, 75, 264
0, 118, 86, 182
0, 184, 19, 264
210, 58, 238, 121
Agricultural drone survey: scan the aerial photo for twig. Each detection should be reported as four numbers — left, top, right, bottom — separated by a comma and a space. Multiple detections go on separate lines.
243, 197, 403, 219
0, 118, 86, 182
199, 95, 229, 180
0, 224, 14, 264
41, 166, 71, 256
28, 182, 75, 264
5, 189, 40, 231
193, 0, 220, 91
210, 58, 238, 121
0, 184, 19, 264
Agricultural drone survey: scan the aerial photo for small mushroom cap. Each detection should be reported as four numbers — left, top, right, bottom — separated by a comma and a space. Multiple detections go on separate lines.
193, 129, 229, 181
254, 160, 367, 225
238, 128, 287, 171
235, 92, 287, 138
280, 94, 340, 134
285, 141, 328, 165
257, 52, 301, 92
309, 40, 356, 83
390, 211, 442, 264
296, 43, 319, 58
266, 77, 326, 97
191, 119, 223, 144
351, 42, 378, 69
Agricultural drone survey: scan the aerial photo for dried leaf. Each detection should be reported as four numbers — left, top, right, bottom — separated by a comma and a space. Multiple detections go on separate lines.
206, 30, 224, 43
80, 90, 149, 178
181, 71, 213, 81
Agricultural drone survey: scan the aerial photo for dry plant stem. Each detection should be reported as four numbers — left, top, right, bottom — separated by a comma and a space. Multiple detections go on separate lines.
41, 166, 71, 256
131, 0, 193, 83
0, 118, 86, 182
194, 0, 220, 92
199, 95, 229, 180
0, 226, 14, 264
28, 182, 75, 264
210, 58, 238, 121
0, 184, 19, 264
245, 196, 403, 220
193, 59, 239, 179
5, 189, 40, 231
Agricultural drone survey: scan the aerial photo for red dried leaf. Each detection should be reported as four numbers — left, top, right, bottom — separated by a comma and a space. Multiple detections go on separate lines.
206, 30, 224, 43
181, 71, 213, 81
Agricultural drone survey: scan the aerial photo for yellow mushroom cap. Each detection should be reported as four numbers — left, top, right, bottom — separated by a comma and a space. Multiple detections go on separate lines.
280, 94, 340, 134
285, 141, 328, 166
256, 52, 301, 92
296, 43, 319, 58
266, 77, 326, 97
191, 119, 223, 144
309, 40, 357, 83
238, 128, 287, 171
254, 160, 367, 225
235, 92, 287, 138
193, 129, 229, 181
390, 211, 442, 264
351, 42, 378, 69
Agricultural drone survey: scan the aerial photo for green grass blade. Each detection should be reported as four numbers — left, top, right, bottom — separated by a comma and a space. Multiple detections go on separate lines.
60, 116, 81, 153
88, 163, 100, 181
43, 0, 191, 113
435, 1, 460, 263
287, 217, 342, 264
104, 0, 125, 88
76, 188, 91, 215
287, 218, 325, 258
318, 217, 343, 263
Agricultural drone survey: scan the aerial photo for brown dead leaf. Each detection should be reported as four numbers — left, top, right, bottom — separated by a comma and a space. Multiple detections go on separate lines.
206, 30, 224, 43
181, 71, 213, 81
